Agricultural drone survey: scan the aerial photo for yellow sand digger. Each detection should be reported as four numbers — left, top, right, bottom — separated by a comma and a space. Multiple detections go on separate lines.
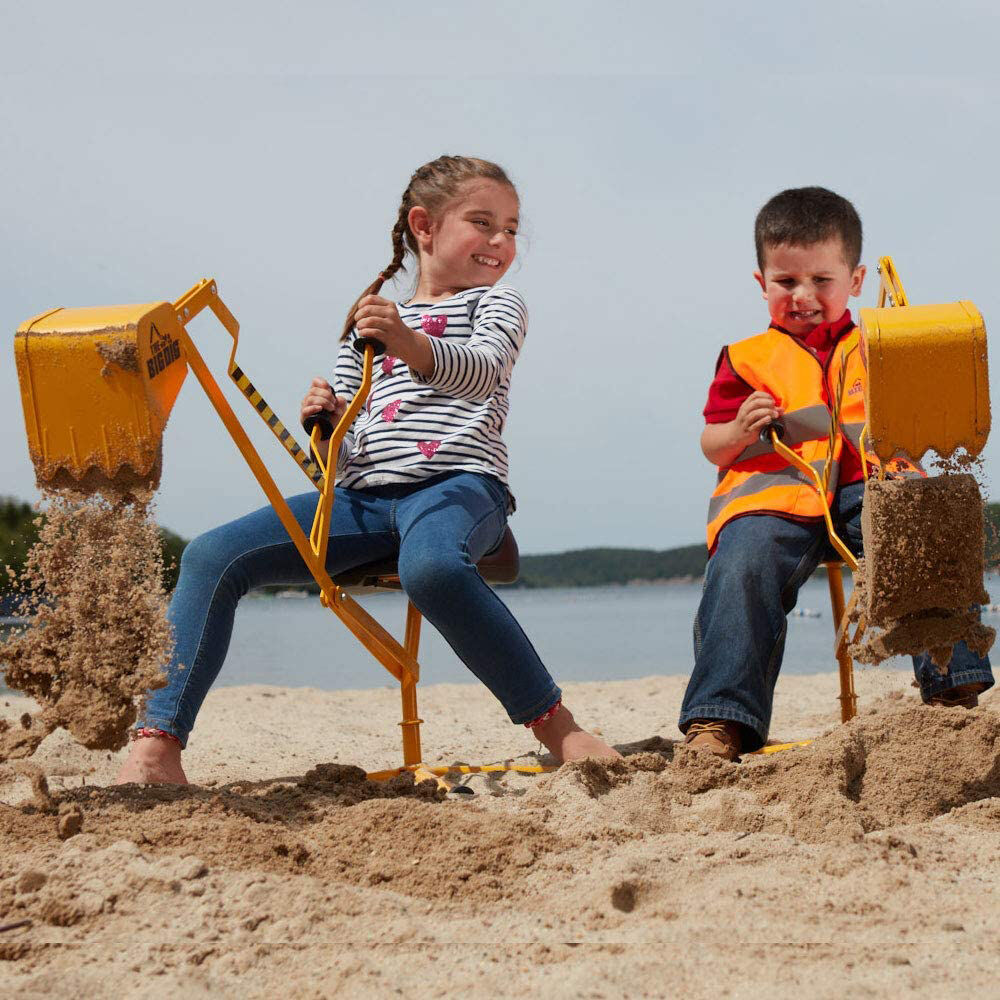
15, 279, 552, 790
762, 255, 991, 733
861, 257, 990, 464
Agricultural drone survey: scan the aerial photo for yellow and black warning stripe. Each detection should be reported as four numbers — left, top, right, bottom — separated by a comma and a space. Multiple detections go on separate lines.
228, 363, 324, 486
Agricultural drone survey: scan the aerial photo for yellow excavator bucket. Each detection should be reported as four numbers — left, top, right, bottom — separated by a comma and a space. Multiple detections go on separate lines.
15, 301, 188, 493
858, 263, 990, 463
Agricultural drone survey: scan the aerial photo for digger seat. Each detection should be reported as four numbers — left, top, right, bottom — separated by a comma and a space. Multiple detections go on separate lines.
331, 526, 520, 593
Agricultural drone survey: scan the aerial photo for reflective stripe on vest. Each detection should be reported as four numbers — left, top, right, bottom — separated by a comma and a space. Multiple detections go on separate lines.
706, 327, 866, 551
842, 421, 865, 450
707, 458, 835, 524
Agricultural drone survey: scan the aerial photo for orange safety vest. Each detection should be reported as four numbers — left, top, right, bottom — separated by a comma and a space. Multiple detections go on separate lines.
706, 325, 869, 552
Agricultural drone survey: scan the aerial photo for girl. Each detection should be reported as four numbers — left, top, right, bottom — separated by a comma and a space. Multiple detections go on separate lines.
117, 155, 620, 784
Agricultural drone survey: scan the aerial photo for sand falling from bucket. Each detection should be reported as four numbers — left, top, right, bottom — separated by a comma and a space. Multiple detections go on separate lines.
0, 489, 173, 759
849, 464, 995, 670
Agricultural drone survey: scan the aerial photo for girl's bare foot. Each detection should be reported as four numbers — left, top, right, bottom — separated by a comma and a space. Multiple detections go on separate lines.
532, 704, 623, 763
115, 736, 188, 785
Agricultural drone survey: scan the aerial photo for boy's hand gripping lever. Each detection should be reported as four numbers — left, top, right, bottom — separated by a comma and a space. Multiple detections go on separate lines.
762, 421, 858, 571
760, 420, 786, 444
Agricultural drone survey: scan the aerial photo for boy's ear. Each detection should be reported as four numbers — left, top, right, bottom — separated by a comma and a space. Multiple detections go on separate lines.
408, 206, 433, 252
753, 269, 767, 298
850, 264, 866, 297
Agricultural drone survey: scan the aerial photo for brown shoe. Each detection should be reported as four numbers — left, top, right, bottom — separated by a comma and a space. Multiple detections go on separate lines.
684, 719, 742, 761
927, 683, 985, 709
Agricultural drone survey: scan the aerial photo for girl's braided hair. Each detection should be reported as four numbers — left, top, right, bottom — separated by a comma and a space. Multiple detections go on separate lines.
339, 155, 516, 341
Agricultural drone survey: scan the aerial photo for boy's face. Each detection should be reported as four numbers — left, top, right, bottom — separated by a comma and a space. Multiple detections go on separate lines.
754, 238, 865, 336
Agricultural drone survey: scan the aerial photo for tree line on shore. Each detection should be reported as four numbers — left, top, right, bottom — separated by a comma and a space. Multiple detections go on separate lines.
4, 495, 1000, 598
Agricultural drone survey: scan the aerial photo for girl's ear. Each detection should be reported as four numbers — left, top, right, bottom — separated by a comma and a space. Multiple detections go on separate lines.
408, 206, 433, 252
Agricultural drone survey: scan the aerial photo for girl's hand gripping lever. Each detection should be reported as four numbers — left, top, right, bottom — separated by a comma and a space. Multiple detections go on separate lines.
353, 335, 386, 356
302, 411, 334, 439
300, 378, 346, 441
353, 294, 420, 358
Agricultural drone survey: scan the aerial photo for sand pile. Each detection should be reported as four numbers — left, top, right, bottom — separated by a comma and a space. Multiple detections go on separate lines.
0, 680, 997, 995
850, 475, 994, 668
747, 696, 1000, 839
519, 696, 1000, 844
0, 764, 561, 905
520, 744, 749, 840
0, 490, 172, 755
5, 695, 988, 868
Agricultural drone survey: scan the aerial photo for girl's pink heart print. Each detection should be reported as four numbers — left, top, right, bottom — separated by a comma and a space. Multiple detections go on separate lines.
381, 400, 401, 422
417, 440, 441, 458
381, 355, 397, 375
420, 314, 447, 337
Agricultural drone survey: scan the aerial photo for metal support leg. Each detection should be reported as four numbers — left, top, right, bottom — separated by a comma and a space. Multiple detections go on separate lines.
400, 601, 424, 767
826, 562, 858, 722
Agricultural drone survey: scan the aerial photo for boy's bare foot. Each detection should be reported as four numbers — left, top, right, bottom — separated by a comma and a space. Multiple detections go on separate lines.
532, 704, 623, 763
115, 736, 188, 785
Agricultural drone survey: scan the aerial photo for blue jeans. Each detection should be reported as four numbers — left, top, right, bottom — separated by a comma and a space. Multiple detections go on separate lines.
142, 472, 561, 746
679, 481, 994, 751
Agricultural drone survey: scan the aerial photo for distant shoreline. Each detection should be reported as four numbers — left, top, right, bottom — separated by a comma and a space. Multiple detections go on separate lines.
5, 494, 1000, 597
259, 574, 708, 597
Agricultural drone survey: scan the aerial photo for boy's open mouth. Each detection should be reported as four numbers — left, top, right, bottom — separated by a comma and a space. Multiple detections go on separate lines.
790, 309, 821, 322
472, 254, 502, 268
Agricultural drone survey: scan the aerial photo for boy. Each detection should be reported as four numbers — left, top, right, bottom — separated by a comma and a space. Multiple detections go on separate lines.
680, 186, 994, 760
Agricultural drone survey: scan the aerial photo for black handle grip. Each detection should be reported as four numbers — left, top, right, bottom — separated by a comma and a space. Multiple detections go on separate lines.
760, 420, 786, 444
303, 411, 335, 440
353, 335, 385, 356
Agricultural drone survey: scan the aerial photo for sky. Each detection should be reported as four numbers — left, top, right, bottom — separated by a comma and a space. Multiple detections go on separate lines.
2, 1, 999, 554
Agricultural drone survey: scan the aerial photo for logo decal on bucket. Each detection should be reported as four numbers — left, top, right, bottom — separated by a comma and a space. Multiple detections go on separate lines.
147, 323, 181, 380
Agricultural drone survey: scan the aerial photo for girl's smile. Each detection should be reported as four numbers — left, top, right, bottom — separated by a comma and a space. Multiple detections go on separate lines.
472, 253, 504, 268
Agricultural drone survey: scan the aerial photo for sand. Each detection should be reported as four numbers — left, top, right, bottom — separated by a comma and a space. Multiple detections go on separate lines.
851, 476, 995, 668
1, 671, 998, 998
0, 491, 171, 755
861, 475, 988, 623
95, 337, 141, 376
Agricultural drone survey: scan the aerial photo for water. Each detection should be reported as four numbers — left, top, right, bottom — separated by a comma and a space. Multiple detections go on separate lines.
6, 575, 997, 695
221, 575, 909, 690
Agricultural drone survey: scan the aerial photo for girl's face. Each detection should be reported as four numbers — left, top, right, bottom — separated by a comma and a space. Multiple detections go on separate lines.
417, 180, 519, 292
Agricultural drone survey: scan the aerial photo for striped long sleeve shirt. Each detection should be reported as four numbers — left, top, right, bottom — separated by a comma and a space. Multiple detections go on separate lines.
332, 284, 527, 509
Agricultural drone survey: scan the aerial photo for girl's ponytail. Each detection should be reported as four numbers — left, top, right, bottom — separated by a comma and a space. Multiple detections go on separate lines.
339, 197, 411, 342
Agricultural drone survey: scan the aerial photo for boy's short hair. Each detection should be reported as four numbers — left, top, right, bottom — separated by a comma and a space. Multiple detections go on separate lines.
755, 187, 862, 270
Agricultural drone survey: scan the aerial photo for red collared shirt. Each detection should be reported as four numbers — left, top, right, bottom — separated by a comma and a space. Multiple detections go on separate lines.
703, 310, 864, 484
